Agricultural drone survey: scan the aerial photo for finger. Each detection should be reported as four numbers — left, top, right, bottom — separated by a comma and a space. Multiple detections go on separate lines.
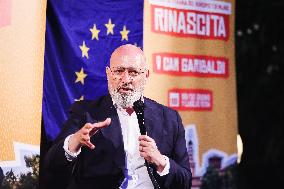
139, 146, 144, 152
94, 118, 111, 129
140, 151, 148, 158
142, 146, 153, 153
84, 123, 95, 129
140, 152, 152, 163
139, 135, 154, 142
81, 134, 90, 142
89, 118, 111, 136
139, 146, 152, 153
84, 140, 95, 149
82, 124, 95, 134
82, 127, 95, 135
139, 140, 151, 147
139, 139, 157, 150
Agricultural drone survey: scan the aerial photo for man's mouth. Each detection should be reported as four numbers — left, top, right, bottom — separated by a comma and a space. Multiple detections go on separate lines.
118, 86, 133, 93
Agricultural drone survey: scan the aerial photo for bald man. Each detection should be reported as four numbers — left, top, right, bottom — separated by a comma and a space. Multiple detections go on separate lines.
44, 44, 192, 189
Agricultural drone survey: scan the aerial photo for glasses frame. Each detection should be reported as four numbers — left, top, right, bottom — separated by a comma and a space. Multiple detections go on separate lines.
108, 66, 147, 79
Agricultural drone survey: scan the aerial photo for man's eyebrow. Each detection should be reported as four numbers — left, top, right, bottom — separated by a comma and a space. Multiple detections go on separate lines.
114, 66, 143, 69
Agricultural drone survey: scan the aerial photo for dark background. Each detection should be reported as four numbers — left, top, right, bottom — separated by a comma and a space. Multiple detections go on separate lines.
236, 0, 284, 188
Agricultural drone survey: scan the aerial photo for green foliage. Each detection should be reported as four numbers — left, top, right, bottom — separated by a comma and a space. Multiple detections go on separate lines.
200, 163, 239, 189
222, 164, 238, 189
1, 169, 17, 189
1, 155, 40, 189
17, 172, 38, 189
24, 155, 40, 179
200, 166, 222, 189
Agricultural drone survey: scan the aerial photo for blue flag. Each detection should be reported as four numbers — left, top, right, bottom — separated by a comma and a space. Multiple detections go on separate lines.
43, 0, 144, 141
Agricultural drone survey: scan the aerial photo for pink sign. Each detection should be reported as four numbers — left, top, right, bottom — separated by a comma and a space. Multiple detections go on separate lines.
168, 88, 213, 111
0, 0, 11, 28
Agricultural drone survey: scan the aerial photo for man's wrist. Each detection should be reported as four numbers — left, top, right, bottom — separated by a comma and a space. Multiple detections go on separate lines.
156, 155, 170, 176
156, 155, 167, 172
68, 134, 81, 153
63, 134, 82, 161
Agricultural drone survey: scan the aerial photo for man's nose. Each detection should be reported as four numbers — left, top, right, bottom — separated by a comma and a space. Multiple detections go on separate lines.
120, 70, 132, 82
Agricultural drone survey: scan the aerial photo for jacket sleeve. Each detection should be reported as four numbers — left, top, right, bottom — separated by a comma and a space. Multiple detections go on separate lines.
43, 101, 86, 180
155, 110, 192, 189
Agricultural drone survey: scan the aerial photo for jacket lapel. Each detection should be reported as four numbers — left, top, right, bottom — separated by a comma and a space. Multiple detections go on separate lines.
90, 95, 125, 169
144, 99, 163, 189
144, 99, 164, 149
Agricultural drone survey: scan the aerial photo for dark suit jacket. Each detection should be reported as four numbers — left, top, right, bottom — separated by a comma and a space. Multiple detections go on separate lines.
43, 95, 192, 189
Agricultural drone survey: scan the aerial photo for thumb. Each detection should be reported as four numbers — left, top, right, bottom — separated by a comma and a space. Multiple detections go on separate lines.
96, 118, 111, 128
89, 118, 111, 136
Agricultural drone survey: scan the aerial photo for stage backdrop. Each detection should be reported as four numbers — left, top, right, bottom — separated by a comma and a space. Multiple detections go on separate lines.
0, 0, 46, 186
43, 0, 237, 188
144, 0, 237, 187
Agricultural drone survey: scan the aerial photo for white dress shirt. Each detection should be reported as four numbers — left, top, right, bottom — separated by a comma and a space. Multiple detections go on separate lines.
117, 107, 153, 189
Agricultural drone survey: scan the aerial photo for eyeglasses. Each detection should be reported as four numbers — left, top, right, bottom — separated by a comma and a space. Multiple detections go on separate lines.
109, 67, 146, 78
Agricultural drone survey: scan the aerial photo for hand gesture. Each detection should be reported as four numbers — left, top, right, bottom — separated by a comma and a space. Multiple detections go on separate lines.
69, 118, 111, 152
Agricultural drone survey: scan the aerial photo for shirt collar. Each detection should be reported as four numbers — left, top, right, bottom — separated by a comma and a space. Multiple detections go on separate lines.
112, 96, 144, 110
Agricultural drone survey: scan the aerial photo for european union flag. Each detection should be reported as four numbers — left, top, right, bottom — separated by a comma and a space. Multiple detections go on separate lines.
43, 0, 144, 141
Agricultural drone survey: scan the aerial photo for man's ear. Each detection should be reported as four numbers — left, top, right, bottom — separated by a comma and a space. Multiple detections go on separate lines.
106, 66, 110, 77
146, 69, 150, 78
106, 66, 111, 79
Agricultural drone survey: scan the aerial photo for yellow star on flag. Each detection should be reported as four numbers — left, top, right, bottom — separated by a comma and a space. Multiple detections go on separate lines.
79, 41, 90, 59
75, 95, 84, 101
90, 24, 100, 40
105, 19, 115, 35
120, 25, 130, 41
75, 68, 87, 85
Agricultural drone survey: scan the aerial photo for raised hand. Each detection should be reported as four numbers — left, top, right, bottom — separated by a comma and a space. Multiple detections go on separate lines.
68, 118, 111, 153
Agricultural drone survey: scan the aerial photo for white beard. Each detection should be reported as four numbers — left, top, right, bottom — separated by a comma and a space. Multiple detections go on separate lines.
109, 88, 142, 108
109, 81, 145, 108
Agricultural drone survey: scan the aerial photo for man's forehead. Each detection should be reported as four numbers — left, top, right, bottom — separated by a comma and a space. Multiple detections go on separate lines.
121, 54, 144, 63
111, 54, 145, 67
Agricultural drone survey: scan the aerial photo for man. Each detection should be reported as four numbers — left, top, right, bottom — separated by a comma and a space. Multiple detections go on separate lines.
44, 44, 191, 189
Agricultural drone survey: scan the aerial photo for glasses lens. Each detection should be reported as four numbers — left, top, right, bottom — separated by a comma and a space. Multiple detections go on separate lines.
111, 67, 145, 77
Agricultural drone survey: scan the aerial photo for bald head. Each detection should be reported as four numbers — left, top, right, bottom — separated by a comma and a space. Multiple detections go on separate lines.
106, 44, 149, 108
110, 44, 147, 69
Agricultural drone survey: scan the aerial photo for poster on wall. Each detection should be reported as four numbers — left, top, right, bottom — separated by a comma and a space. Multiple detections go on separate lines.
0, 0, 46, 188
144, 0, 238, 188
